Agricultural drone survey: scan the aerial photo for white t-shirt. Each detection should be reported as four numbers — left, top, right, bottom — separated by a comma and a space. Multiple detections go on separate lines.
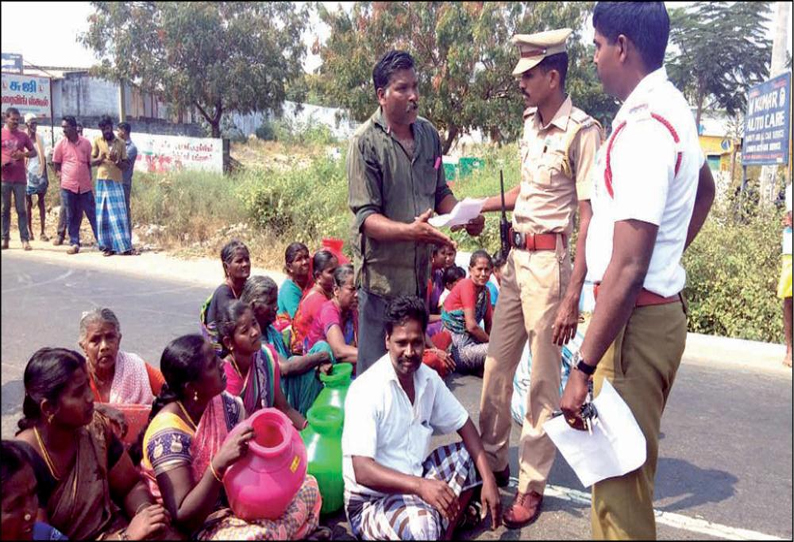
586, 67, 705, 297
342, 354, 469, 496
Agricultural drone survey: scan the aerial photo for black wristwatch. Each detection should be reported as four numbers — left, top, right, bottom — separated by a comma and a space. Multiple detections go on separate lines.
572, 351, 596, 376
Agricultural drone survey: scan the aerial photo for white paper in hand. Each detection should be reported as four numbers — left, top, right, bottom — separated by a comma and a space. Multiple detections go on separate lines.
428, 198, 485, 228
544, 378, 646, 488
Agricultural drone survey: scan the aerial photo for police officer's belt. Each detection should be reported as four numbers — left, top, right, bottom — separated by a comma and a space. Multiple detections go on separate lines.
593, 282, 681, 307
510, 229, 566, 251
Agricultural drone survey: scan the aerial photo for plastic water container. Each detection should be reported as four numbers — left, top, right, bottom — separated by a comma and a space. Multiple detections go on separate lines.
301, 406, 344, 515
100, 403, 151, 446
312, 362, 353, 416
223, 408, 308, 521
321, 238, 351, 265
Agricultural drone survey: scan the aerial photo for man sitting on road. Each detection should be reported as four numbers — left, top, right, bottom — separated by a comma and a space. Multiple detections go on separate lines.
342, 295, 501, 540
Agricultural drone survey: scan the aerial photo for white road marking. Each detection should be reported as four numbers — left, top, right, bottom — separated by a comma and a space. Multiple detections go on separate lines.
1, 269, 74, 293
527, 481, 785, 540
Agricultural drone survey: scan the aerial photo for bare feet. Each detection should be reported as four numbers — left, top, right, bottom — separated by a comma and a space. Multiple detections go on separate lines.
67, 245, 80, 255
784, 350, 792, 368
22, 241, 32, 251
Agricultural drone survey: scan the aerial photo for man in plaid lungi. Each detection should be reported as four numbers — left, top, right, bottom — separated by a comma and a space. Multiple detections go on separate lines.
342, 296, 501, 540
91, 115, 133, 256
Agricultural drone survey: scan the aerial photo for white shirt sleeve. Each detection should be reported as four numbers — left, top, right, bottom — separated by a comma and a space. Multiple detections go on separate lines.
610, 119, 677, 226
342, 385, 378, 459
428, 372, 469, 434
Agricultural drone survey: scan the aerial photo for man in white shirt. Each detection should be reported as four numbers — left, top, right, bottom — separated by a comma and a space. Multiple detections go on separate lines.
342, 295, 501, 540
779, 183, 792, 367
559, 3, 715, 539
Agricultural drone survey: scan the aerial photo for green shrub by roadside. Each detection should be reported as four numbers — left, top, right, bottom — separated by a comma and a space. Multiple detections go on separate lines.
683, 198, 785, 343
235, 154, 350, 245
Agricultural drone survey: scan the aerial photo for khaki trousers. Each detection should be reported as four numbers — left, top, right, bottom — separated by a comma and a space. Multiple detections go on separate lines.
591, 299, 688, 540
479, 240, 571, 494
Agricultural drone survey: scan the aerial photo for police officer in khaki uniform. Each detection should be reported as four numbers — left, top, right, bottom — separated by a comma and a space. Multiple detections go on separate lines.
477, 28, 603, 529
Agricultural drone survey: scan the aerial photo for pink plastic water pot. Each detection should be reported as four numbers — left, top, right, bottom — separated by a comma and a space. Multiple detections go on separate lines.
223, 408, 308, 520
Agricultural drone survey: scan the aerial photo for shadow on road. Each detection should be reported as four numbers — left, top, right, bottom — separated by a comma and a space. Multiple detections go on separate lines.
654, 457, 737, 512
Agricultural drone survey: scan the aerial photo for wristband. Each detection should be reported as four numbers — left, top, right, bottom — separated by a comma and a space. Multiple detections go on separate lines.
209, 461, 224, 483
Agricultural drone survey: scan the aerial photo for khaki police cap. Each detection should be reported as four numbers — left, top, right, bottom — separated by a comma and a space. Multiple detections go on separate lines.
511, 28, 572, 76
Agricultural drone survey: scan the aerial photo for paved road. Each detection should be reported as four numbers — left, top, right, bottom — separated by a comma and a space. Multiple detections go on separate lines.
2, 253, 791, 540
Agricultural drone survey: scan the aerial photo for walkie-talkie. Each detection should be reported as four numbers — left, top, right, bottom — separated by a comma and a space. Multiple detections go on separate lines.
499, 169, 511, 259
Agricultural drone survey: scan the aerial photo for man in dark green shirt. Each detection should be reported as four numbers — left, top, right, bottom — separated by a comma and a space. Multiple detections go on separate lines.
348, 50, 485, 374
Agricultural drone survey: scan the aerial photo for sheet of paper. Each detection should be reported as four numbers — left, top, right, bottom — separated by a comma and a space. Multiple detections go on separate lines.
544, 379, 646, 488
428, 198, 485, 228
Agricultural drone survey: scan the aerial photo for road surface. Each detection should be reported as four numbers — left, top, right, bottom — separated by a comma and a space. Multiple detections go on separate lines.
1, 252, 791, 540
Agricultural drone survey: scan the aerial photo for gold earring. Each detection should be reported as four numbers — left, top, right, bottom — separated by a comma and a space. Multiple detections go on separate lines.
47, 413, 54, 424
194, 391, 199, 401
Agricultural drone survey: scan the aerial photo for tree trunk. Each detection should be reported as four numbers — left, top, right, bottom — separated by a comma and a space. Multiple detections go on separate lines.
210, 121, 221, 138
442, 124, 459, 155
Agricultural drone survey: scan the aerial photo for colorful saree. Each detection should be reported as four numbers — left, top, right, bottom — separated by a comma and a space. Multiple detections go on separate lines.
263, 323, 331, 417
142, 391, 321, 540
46, 413, 129, 540
224, 346, 280, 415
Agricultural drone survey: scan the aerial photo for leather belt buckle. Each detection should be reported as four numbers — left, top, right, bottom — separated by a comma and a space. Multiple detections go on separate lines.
512, 230, 524, 250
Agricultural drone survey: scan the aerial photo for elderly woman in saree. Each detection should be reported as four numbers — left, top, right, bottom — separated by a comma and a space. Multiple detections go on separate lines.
79, 307, 164, 404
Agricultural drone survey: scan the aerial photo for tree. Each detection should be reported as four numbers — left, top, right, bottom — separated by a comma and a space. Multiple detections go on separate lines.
80, 2, 309, 138
667, 2, 772, 128
312, 2, 618, 154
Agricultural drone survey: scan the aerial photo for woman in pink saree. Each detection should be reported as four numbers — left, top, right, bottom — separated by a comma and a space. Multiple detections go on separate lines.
140, 334, 322, 540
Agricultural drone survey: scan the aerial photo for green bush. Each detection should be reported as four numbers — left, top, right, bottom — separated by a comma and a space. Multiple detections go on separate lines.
134, 170, 245, 243
683, 198, 785, 343
236, 152, 350, 249
271, 116, 338, 146
255, 120, 276, 141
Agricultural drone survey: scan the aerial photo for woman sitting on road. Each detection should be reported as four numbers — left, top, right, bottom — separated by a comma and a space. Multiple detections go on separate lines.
276, 242, 312, 326
1, 440, 67, 541
140, 334, 322, 540
200, 239, 251, 354
289, 250, 338, 355
441, 250, 494, 375
305, 264, 358, 366
242, 275, 332, 416
79, 307, 164, 404
15, 347, 173, 541
218, 301, 307, 429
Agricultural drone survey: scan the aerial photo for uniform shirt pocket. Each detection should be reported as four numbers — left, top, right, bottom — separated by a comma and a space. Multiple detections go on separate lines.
534, 151, 566, 188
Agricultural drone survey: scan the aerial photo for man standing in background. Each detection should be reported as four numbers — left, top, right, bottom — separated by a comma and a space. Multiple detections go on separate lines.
117, 121, 137, 235
1, 107, 36, 251
24, 114, 49, 242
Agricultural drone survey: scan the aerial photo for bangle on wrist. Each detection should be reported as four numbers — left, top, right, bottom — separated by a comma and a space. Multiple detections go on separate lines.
209, 461, 224, 483
118, 528, 130, 541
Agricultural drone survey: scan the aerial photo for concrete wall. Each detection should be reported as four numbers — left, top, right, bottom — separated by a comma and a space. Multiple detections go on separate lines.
231, 100, 360, 140
49, 73, 204, 137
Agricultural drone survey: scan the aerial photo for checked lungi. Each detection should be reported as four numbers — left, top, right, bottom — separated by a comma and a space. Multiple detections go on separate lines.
96, 179, 132, 253
344, 442, 481, 541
